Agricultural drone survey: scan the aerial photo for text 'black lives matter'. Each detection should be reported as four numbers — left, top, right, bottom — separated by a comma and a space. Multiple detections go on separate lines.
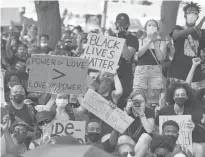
52, 69, 66, 80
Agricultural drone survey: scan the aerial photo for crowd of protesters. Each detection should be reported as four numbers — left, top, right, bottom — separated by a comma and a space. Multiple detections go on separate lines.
1, 1, 205, 157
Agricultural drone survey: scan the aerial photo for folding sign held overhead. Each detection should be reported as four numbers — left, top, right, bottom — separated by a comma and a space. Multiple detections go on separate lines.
28, 54, 89, 94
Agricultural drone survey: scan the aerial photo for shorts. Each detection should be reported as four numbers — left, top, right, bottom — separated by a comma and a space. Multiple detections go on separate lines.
133, 65, 164, 89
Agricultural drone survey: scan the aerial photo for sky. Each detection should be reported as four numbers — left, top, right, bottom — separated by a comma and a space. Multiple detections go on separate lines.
0, 0, 205, 28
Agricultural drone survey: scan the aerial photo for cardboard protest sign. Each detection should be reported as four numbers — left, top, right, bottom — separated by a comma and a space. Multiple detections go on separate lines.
28, 54, 89, 94
52, 120, 86, 144
159, 115, 192, 153
0, 72, 5, 104
1, 8, 21, 26
82, 89, 134, 133
84, 33, 125, 73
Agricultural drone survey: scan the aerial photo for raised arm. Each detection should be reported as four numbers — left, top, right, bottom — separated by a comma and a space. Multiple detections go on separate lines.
172, 17, 205, 40
5, 22, 14, 60
112, 72, 123, 104
137, 38, 152, 57
19, 23, 26, 43
185, 58, 201, 85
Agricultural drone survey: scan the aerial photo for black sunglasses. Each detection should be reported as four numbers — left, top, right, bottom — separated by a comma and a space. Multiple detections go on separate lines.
38, 119, 52, 126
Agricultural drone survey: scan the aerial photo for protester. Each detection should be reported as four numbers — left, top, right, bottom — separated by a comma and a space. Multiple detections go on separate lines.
133, 19, 166, 110
162, 120, 193, 157
114, 13, 139, 110
29, 110, 55, 149
168, 2, 205, 90
86, 118, 119, 152
20, 24, 38, 47
150, 135, 176, 157
39, 34, 53, 54
124, 90, 155, 157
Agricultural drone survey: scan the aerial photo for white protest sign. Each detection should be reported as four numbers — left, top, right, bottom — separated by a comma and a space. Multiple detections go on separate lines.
0, 72, 5, 104
28, 54, 89, 94
52, 120, 86, 144
159, 115, 192, 153
84, 33, 125, 73
82, 89, 134, 133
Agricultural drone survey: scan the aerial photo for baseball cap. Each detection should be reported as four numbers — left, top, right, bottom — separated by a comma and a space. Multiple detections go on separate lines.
36, 110, 53, 124
116, 13, 130, 27
11, 118, 33, 131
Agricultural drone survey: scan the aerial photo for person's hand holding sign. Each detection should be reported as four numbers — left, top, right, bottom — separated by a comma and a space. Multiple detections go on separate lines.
186, 120, 195, 131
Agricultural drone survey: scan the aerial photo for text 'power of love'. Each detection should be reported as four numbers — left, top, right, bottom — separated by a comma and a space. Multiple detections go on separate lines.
28, 54, 89, 94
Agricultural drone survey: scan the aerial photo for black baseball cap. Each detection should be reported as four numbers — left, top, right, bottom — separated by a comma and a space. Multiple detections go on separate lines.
116, 13, 130, 27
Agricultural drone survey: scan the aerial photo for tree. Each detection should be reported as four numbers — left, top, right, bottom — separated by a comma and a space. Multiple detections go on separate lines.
159, 1, 180, 37
35, 1, 61, 49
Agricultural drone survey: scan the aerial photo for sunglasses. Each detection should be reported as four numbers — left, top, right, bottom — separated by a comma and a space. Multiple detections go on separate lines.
121, 152, 135, 157
38, 119, 52, 126
13, 128, 27, 134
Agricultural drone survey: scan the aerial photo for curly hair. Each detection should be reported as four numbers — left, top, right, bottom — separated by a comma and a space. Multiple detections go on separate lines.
183, 2, 201, 14
166, 82, 195, 109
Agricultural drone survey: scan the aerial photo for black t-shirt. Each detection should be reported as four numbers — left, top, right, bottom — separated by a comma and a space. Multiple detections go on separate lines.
191, 103, 205, 143
8, 103, 35, 127
137, 49, 158, 65
168, 26, 205, 82
117, 34, 139, 79
125, 107, 154, 142
155, 105, 192, 126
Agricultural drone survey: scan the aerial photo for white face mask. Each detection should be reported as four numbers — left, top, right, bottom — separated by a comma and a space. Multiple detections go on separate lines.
56, 99, 68, 108
187, 14, 198, 25
146, 26, 157, 37
40, 43, 48, 47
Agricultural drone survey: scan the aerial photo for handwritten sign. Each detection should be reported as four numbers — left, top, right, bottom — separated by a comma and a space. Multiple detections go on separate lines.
159, 115, 192, 153
83, 33, 125, 73
82, 89, 134, 133
0, 72, 5, 104
28, 54, 89, 94
52, 120, 86, 144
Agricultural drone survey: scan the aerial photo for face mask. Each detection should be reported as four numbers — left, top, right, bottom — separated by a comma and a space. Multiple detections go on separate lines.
174, 97, 187, 106
11, 94, 25, 104
146, 26, 157, 37
186, 14, 198, 25
87, 133, 101, 143
56, 99, 68, 108
41, 43, 48, 47
13, 132, 27, 144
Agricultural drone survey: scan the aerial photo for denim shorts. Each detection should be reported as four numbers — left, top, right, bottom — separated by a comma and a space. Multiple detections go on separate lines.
133, 65, 164, 89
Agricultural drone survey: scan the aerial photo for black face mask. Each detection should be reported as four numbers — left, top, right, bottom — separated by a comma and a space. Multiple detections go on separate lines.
13, 132, 27, 144
174, 97, 187, 107
11, 94, 25, 104
87, 133, 101, 143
